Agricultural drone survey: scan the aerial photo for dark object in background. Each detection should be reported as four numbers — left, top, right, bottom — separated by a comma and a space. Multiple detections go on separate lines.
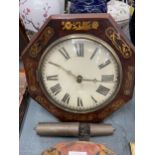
70, 0, 109, 4
19, 20, 29, 57
129, 10, 135, 45
70, 0, 108, 13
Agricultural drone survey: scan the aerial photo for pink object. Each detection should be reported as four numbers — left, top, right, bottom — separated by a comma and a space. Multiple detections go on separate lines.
19, 0, 65, 32
42, 141, 116, 155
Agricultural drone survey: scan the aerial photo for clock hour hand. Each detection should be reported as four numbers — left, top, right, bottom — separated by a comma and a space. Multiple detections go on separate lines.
82, 78, 102, 83
48, 61, 77, 78
82, 78, 116, 83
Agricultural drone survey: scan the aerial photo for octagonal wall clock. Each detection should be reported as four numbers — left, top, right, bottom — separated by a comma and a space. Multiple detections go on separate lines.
22, 14, 135, 122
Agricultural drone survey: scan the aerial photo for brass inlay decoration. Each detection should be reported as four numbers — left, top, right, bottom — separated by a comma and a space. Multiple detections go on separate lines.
36, 96, 49, 106
62, 21, 99, 30
101, 99, 124, 118
105, 27, 132, 59
25, 59, 37, 92
36, 96, 44, 103
29, 27, 54, 58
28, 68, 37, 92
25, 58, 33, 69
124, 66, 135, 96
111, 99, 124, 110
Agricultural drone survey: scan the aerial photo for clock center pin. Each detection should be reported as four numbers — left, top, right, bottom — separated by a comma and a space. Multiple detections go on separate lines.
77, 75, 83, 83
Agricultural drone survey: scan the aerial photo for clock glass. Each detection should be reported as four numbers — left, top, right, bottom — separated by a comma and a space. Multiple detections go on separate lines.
38, 34, 122, 113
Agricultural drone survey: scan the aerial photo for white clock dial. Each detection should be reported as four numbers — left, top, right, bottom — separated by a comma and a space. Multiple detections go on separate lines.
38, 34, 122, 113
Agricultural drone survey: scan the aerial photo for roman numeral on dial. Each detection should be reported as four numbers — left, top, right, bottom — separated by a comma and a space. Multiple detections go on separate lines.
90, 47, 99, 60
91, 96, 98, 104
96, 85, 110, 96
77, 97, 83, 107
74, 43, 84, 57
59, 47, 70, 60
46, 75, 58, 81
50, 83, 61, 95
98, 60, 111, 69
102, 75, 114, 82
62, 93, 70, 104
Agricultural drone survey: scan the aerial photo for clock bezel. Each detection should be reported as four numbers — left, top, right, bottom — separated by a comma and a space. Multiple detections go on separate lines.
37, 34, 123, 114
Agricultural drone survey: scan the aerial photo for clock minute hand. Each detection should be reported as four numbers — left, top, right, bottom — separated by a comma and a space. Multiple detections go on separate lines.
48, 61, 77, 78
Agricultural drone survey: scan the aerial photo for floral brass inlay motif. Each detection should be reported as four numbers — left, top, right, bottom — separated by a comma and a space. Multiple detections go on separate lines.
36, 96, 48, 106
25, 58, 33, 69
111, 99, 124, 111
124, 66, 135, 96
62, 21, 99, 30
29, 26, 54, 58
105, 27, 132, 59
28, 68, 37, 92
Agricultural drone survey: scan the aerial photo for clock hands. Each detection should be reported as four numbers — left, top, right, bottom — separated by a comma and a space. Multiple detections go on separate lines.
76, 76, 108, 83
48, 61, 77, 79
82, 78, 116, 83
48, 61, 114, 83
82, 78, 102, 83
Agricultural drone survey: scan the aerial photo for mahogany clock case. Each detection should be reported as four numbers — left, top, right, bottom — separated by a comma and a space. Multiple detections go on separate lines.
19, 20, 29, 57
22, 14, 135, 122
